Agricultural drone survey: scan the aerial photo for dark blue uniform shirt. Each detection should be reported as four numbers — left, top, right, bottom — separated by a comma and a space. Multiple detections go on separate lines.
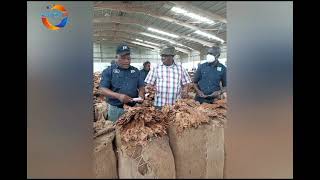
140, 69, 149, 82
100, 63, 144, 107
194, 62, 227, 95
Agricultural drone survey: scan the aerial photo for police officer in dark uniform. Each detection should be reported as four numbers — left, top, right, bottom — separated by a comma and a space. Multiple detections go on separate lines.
100, 43, 145, 122
194, 46, 227, 104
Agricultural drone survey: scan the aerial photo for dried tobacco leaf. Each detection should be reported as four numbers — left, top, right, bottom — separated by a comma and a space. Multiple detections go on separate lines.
93, 72, 107, 122
163, 99, 227, 134
116, 105, 169, 149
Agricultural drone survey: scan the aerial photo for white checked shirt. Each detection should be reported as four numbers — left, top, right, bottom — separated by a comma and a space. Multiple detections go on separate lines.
145, 62, 192, 107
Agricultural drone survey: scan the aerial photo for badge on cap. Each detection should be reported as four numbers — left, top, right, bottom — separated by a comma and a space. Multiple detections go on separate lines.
122, 46, 128, 50
217, 67, 222, 71
131, 70, 135, 73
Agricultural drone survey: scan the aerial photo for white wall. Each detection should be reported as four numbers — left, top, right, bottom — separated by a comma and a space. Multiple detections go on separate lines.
94, 62, 160, 72
219, 58, 227, 67
181, 61, 201, 71
94, 62, 110, 73
94, 42, 162, 64
94, 42, 161, 72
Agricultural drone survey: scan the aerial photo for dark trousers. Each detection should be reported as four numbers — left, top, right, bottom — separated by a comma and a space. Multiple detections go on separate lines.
154, 106, 162, 110
195, 95, 215, 104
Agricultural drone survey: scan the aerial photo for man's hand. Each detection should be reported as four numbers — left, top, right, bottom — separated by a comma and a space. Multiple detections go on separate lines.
197, 90, 207, 98
118, 94, 133, 104
222, 92, 227, 99
180, 84, 190, 99
209, 90, 222, 97
181, 91, 188, 99
221, 87, 227, 94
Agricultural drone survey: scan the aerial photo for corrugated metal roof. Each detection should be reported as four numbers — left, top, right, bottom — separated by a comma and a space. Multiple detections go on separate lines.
94, 1, 227, 51
190, 1, 206, 7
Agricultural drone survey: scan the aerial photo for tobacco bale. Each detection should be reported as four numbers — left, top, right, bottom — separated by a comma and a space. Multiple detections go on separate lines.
116, 105, 169, 147
93, 101, 108, 122
115, 105, 175, 178
116, 130, 175, 179
168, 120, 224, 178
165, 98, 226, 178
93, 120, 118, 179
93, 72, 107, 122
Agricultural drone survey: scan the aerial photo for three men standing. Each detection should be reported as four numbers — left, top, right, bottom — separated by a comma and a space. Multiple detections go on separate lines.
100, 44, 226, 122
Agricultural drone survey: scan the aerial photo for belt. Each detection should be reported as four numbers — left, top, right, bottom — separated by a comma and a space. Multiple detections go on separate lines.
116, 104, 124, 108
113, 104, 135, 109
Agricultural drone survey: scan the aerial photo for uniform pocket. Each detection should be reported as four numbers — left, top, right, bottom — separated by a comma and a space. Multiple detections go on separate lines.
129, 73, 139, 79
111, 73, 124, 88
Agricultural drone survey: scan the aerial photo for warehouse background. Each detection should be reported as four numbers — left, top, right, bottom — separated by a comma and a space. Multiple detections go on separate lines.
92, 1, 227, 72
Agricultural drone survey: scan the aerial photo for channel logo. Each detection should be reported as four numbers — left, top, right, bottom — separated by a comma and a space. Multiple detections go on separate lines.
41, 4, 68, 30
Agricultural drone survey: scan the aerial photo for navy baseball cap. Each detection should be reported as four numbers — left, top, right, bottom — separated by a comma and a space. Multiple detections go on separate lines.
208, 46, 221, 58
116, 43, 131, 56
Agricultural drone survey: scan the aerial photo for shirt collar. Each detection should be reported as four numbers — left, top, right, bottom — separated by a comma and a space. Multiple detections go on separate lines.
160, 61, 177, 68
208, 60, 220, 67
114, 62, 132, 70
143, 68, 149, 72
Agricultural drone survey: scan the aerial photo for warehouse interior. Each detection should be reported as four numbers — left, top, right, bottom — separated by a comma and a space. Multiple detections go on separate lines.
93, 1, 227, 72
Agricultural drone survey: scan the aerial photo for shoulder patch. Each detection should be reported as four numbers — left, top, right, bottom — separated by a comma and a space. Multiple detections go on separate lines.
113, 69, 120, 73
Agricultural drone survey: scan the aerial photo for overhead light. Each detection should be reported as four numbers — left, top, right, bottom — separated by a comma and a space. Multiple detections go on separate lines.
194, 30, 224, 43
134, 37, 162, 46
174, 42, 194, 50
176, 43, 193, 50
135, 38, 161, 46
144, 41, 160, 46
131, 41, 159, 50
171, 7, 187, 14
140, 32, 173, 42
171, 7, 215, 24
140, 32, 192, 52
175, 47, 190, 54
140, 32, 178, 45
147, 27, 179, 38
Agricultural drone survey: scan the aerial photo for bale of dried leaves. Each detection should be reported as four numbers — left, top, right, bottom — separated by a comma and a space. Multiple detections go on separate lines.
197, 99, 227, 126
166, 99, 227, 178
93, 119, 117, 178
93, 72, 107, 122
116, 105, 169, 148
93, 101, 108, 122
164, 99, 227, 133
115, 105, 175, 178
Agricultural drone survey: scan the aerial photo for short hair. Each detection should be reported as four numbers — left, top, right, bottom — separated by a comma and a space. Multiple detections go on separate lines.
143, 61, 150, 67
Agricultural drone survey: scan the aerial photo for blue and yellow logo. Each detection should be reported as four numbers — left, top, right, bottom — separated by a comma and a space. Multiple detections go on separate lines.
41, 4, 68, 30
